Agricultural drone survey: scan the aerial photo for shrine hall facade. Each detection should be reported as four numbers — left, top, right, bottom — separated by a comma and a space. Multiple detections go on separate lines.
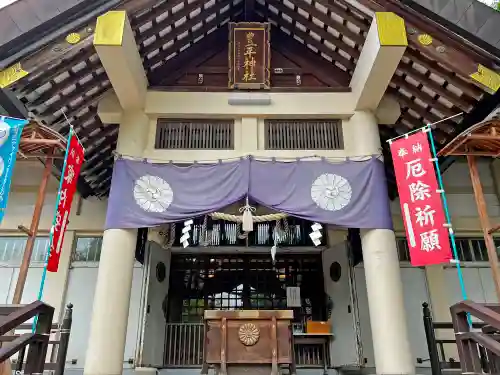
1, 0, 500, 375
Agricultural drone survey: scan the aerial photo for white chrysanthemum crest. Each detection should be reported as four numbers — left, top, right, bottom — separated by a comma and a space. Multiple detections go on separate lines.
133, 175, 173, 213
311, 173, 352, 211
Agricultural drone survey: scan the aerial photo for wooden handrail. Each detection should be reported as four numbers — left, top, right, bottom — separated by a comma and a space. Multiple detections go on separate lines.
0, 300, 54, 336
0, 301, 55, 375
457, 332, 500, 356
0, 333, 48, 362
450, 300, 500, 374
451, 300, 500, 332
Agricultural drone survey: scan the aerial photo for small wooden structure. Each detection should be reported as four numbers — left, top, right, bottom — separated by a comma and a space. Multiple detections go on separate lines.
439, 110, 500, 302
202, 310, 294, 375
10, 123, 67, 305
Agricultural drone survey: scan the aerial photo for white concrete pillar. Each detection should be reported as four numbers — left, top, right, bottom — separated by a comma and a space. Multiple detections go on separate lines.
346, 111, 414, 374
85, 103, 149, 375
83, 228, 138, 375
361, 229, 414, 374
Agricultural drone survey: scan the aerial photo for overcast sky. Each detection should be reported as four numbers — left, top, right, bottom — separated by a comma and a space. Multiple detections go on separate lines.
0, 0, 17, 9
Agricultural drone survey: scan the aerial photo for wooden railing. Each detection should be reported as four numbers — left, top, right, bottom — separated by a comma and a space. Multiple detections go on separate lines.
450, 300, 500, 374
0, 301, 73, 375
162, 323, 328, 368
421, 302, 479, 374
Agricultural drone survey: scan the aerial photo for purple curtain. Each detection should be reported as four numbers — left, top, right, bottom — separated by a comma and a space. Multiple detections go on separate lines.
249, 157, 392, 229
105, 158, 249, 228
105, 156, 392, 230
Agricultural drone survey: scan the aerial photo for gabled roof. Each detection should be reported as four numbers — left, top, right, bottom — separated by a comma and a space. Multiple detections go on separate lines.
1, 0, 499, 199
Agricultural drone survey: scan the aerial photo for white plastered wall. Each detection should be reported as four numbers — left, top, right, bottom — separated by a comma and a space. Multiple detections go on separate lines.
8, 88, 497, 371
390, 158, 500, 361
0, 161, 108, 318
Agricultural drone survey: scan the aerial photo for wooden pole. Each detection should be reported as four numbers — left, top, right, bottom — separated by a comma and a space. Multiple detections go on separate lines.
11, 152, 53, 304
467, 155, 500, 302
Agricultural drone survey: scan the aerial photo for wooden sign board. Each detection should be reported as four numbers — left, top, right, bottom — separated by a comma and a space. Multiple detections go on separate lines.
229, 22, 270, 90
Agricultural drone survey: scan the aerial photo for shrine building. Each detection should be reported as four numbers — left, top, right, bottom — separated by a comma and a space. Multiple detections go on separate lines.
1, 0, 500, 374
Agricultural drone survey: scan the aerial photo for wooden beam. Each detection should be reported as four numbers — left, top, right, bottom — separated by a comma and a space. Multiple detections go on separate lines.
314, 0, 371, 32
244, 0, 256, 20
11, 154, 53, 304
254, 2, 355, 70
136, 0, 204, 45
265, 0, 361, 58
148, 27, 228, 85
390, 75, 458, 118
271, 29, 352, 87
361, 0, 499, 66
132, 0, 185, 29
287, 0, 365, 46
404, 48, 483, 100
396, 60, 474, 112
356, 0, 500, 94
467, 134, 500, 141
141, 0, 233, 58
0, 0, 162, 90
144, 6, 241, 70
94, 10, 148, 110
147, 86, 352, 92
17, 47, 97, 95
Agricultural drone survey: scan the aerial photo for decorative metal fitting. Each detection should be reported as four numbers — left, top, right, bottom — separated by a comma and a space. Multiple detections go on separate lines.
436, 45, 446, 53
238, 323, 260, 346
418, 34, 433, 46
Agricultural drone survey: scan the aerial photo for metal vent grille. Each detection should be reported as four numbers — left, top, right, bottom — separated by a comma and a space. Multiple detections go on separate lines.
264, 120, 343, 150
155, 120, 234, 149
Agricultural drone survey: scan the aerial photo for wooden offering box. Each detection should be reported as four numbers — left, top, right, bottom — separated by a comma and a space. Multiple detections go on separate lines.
202, 310, 294, 375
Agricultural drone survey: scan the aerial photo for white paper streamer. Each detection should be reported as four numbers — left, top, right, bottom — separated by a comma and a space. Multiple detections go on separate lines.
309, 222, 323, 246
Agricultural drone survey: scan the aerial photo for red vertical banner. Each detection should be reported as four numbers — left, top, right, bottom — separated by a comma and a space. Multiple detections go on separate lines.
47, 133, 84, 272
390, 131, 452, 266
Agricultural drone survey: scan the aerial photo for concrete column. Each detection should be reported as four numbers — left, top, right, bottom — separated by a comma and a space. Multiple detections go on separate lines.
348, 110, 414, 374
83, 228, 138, 375
86, 98, 149, 373
361, 229, 414, 374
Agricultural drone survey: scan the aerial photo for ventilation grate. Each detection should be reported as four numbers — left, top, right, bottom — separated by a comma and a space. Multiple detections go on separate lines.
264, 120, 343, 150
155, 120, 234, 149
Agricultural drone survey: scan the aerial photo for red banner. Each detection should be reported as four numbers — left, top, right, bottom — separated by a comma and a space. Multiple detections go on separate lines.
47, 133, 84, 272
390, 131, 452, 266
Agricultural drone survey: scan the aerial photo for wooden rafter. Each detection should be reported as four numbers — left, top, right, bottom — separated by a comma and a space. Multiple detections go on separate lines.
18, 122, 67, 159
357, 0, 500, 93
148, 27, 229, 85
1, 0, 498, 200
0, 0, 162, 90
270, 29, 351, 87
438, 116, 500, 158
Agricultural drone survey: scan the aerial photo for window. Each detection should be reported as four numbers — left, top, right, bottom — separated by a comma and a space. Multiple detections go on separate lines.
264, 120, 343, 150
0, 236, 49, 265
168, 254, 325, 324
73, 237, 102, 262
155, 120, 234, 149
396, 236, 500, 262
